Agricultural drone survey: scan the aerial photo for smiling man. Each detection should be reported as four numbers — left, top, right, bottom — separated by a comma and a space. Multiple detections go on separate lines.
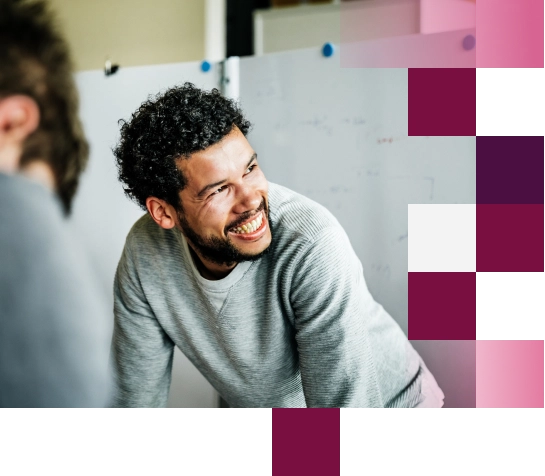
112, 83, 444, 408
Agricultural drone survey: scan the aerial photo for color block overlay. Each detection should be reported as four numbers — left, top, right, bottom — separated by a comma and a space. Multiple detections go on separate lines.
340, 408, 345, 476
475, 273, 481, 339
420, 0, 476, 35
477, 136, 544, 204
475, 70, 481, 137
408, 272, 476, 340
476, 340, 544, 408
480, 336, 543, 340
273, 409, 339, 476
479, 68, 545, 73
411, 340, 476, 408
339, 29, 476, 69
408, 204, 476, 272
408, 68, 476, 136
340, 1, 476, 68
476, 272, 545, 340
476, 204, 544, 272
476, 69, 545, 137
476, 0, 544, 68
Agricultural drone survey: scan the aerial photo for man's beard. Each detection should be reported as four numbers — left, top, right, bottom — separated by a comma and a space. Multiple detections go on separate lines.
177, 198, 272, 266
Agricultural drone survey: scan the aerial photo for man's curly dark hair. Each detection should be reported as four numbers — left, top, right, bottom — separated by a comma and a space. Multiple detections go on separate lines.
114, 83, 252, 211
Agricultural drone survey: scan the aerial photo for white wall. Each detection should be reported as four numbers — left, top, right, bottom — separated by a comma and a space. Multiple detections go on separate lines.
49, 0, 207, 71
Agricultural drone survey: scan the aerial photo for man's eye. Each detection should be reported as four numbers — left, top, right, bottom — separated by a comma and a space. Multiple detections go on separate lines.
212, 186, 227, 196
245, 164, 257, 174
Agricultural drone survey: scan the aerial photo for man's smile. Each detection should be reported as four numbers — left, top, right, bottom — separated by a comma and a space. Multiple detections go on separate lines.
227, 210, 268, 241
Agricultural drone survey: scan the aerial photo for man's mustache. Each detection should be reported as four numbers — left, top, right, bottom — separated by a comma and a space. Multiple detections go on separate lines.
225, 198, 267, 232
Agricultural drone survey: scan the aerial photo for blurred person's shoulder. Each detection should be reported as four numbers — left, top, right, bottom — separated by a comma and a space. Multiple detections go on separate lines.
0, 170, 109, 316
0, 172, 111, 407
0, 172, 70, 261
0, 172, 97, 270
0, 172, 64, 229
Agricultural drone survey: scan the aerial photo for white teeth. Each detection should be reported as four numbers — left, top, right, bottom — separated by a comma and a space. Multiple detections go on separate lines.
231, 213, 264, 234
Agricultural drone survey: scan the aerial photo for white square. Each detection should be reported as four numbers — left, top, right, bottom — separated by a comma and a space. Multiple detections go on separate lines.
408, 204, 476, 272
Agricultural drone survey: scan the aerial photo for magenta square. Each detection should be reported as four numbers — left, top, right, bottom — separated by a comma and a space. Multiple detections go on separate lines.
273, 408, 339, 476
408, 272, 476, 340
408, 68, 476, 136
477, 204, 544, 272
477, 341, 544, 408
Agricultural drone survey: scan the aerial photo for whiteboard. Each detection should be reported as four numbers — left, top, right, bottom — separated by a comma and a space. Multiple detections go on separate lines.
72, 61, 221, 408
239, 48, 476, 336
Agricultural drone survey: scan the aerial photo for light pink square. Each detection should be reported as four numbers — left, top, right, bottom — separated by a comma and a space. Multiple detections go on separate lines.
476, 341, 544, 408
477, 0, 544, 68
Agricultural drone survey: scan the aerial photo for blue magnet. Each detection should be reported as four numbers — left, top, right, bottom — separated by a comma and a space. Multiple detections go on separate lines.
322, 42, 335, 58
201, 60, 211, 72
462, 35, 476, 51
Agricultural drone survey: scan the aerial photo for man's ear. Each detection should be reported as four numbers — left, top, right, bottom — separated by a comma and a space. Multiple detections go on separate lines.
146, 197, 178, 229
0, 95, 40, 173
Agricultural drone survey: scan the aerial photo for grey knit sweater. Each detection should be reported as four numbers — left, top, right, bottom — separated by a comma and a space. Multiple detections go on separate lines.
112, 182, 443, 407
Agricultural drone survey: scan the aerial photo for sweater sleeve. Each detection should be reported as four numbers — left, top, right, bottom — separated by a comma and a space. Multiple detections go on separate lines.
112, 241, 175, 407
290, 226, 385, 408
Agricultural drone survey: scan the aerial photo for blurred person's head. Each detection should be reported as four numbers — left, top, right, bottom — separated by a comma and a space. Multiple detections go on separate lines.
114, 83, 272, 275
0, 0, 88, 215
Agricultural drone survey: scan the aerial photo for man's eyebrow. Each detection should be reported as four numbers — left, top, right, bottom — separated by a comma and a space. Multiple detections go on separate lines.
196, 153, 258, 198
246, 153, 257, 169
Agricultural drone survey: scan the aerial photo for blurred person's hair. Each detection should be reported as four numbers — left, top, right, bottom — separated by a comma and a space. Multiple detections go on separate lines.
0, 0, 88, 214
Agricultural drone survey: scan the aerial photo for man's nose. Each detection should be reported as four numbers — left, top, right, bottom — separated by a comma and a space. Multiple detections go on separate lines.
233, 183, 261, 214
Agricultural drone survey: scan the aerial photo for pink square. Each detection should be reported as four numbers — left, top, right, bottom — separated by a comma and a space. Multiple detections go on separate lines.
476, 341, 544, 408
477, 0, 544, 68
